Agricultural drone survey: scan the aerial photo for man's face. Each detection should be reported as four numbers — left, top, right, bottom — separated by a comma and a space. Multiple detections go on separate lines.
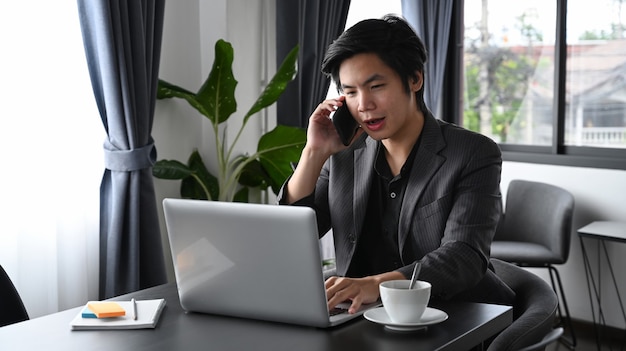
338, 53, 422, 143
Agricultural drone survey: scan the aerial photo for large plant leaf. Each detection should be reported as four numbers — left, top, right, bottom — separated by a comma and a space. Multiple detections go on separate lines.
157, 80, 213, 118
233, 187, 249, 203
243, 45, 299, 123
256, 125, 306, 193
180, 150, 219, 200
152, 159, 193, 179
238, 159, 271, 189
157, 80, 194, 100
153, 39, 302, 202
196, 39, 238, 125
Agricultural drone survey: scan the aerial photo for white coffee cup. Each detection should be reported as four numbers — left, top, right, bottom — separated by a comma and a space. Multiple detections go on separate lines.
379, 280, 431, 324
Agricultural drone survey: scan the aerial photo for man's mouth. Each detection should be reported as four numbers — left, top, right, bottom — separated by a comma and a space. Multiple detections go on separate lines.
364, 117, 384, 125
363, 117, 385, 131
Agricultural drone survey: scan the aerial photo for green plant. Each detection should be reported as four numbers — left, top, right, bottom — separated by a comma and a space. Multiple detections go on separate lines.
153, 39, 305, 202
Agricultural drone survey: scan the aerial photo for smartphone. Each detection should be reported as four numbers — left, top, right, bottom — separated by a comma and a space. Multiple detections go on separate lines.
332, 103, 359, 146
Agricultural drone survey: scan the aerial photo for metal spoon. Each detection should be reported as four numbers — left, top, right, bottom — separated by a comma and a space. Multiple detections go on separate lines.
408, 262, 422, 289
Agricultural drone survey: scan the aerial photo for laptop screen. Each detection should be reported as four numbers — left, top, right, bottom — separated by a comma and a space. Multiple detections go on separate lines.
163, 199, 344, 327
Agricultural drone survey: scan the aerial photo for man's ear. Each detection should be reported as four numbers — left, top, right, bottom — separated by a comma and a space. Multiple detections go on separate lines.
411, 71, 424, 92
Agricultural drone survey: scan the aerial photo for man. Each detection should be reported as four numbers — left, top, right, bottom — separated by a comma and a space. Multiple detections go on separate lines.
278, 15, 514, 314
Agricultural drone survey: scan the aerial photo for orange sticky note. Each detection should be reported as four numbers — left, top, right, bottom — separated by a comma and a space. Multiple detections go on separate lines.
86, 302, 126, 318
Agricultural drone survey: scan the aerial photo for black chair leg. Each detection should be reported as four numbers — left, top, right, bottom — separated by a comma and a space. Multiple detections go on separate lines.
548, 265, 577, 349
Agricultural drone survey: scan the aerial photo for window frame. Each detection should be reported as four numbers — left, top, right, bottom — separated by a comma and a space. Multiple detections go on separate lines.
447, 0, 626, 170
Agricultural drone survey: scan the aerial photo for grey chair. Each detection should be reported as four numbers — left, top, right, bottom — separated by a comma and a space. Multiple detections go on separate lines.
518, 327, 564, 351
487, 259, 561, 351
0, 264, 29, 327
490, 179, 575, 348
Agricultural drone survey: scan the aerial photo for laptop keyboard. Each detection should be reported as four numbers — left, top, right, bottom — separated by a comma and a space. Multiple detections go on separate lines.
329, 306, 349, 316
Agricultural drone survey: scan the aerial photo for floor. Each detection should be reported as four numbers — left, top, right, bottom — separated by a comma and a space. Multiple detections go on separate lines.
546, 320, 625, 351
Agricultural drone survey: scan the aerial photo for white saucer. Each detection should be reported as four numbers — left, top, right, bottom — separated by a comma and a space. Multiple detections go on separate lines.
363, 307, 448, 332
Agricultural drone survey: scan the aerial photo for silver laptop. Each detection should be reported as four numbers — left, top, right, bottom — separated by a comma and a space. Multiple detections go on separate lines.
162, 198, 379, 328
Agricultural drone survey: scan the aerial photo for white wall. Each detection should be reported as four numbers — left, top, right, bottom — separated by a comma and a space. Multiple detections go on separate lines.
153, 1, 626, 328
501, 161, 626, 328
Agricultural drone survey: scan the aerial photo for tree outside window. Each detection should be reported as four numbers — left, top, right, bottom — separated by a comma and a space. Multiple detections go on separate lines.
463, 0, 626, 150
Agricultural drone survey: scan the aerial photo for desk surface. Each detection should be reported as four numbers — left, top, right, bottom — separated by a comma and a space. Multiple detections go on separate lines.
578, 221, 626, 243
0, 283, 512, 351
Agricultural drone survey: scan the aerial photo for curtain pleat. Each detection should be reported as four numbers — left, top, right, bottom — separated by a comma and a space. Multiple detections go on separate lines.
276, 0, 351, 128
402, 0, 453, 118
77, 0, 167, 299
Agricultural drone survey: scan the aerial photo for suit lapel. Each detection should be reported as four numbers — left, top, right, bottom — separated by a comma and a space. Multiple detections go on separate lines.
398, 114, 446, 254
352, 137, 377, 240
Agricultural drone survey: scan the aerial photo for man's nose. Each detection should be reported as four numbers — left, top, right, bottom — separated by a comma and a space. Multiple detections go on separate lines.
357, 91, 375, 112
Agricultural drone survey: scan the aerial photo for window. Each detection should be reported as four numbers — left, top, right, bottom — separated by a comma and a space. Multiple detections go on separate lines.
565, 0, 626, 149
461, 0, 626, 169
464, 1, 556, 146
0, 0, 102, 317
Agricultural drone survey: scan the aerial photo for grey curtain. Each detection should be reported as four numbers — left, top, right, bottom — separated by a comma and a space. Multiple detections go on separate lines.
402, 0, 454, 118
77, 0, 167, 299
276, 0, 351, 128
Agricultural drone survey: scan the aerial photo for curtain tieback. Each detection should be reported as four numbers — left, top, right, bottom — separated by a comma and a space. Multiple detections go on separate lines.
103, 139, 156, 172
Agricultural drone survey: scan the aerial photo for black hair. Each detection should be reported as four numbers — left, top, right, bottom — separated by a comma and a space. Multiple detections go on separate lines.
321, 15, 428, 113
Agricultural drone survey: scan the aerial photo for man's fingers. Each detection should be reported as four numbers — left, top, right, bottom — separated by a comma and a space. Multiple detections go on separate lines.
348, 296, 363, 314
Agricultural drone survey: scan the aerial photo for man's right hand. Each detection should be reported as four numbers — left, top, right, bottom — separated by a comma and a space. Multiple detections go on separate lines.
286, 97, 362, 204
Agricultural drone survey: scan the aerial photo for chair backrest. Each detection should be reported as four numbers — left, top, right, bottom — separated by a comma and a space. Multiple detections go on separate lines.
494, 180, 575, 263
487, 259, 559, 351
517, 327, 564, 351
0, 265, 29, 327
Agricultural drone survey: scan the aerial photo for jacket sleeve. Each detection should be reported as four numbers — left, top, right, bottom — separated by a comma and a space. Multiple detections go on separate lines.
276, 161, 333, 238
398, 133, 506, 301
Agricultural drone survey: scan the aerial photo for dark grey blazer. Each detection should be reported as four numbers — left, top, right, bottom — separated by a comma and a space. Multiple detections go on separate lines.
279, 113, 514, 304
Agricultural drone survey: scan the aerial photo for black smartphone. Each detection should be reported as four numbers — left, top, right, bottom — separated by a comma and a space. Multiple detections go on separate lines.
332, 103, 359, 146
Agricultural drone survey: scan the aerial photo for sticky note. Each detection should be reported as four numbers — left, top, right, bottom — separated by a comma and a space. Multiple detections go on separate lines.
86, 302, 126, 318
81, 306, 97, 318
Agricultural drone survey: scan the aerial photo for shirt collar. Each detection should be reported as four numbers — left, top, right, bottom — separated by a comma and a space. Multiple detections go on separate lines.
373, 137, 422, 180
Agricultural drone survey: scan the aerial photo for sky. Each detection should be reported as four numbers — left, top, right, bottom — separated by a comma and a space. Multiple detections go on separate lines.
464, 0, 624, 45
347, 0, 624, 46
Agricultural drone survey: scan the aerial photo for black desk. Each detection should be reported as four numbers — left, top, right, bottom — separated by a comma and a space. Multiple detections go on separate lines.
0, 283, 512, 351
578, 221, 626, 350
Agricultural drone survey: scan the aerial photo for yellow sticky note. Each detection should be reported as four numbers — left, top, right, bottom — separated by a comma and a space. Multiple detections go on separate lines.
86, 302, 126, 318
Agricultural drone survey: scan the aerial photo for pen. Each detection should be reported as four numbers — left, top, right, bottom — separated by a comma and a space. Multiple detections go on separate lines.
132, 298, 137, 320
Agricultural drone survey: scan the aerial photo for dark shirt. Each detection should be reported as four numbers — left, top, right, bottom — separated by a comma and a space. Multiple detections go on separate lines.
346, 139, 420, 278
